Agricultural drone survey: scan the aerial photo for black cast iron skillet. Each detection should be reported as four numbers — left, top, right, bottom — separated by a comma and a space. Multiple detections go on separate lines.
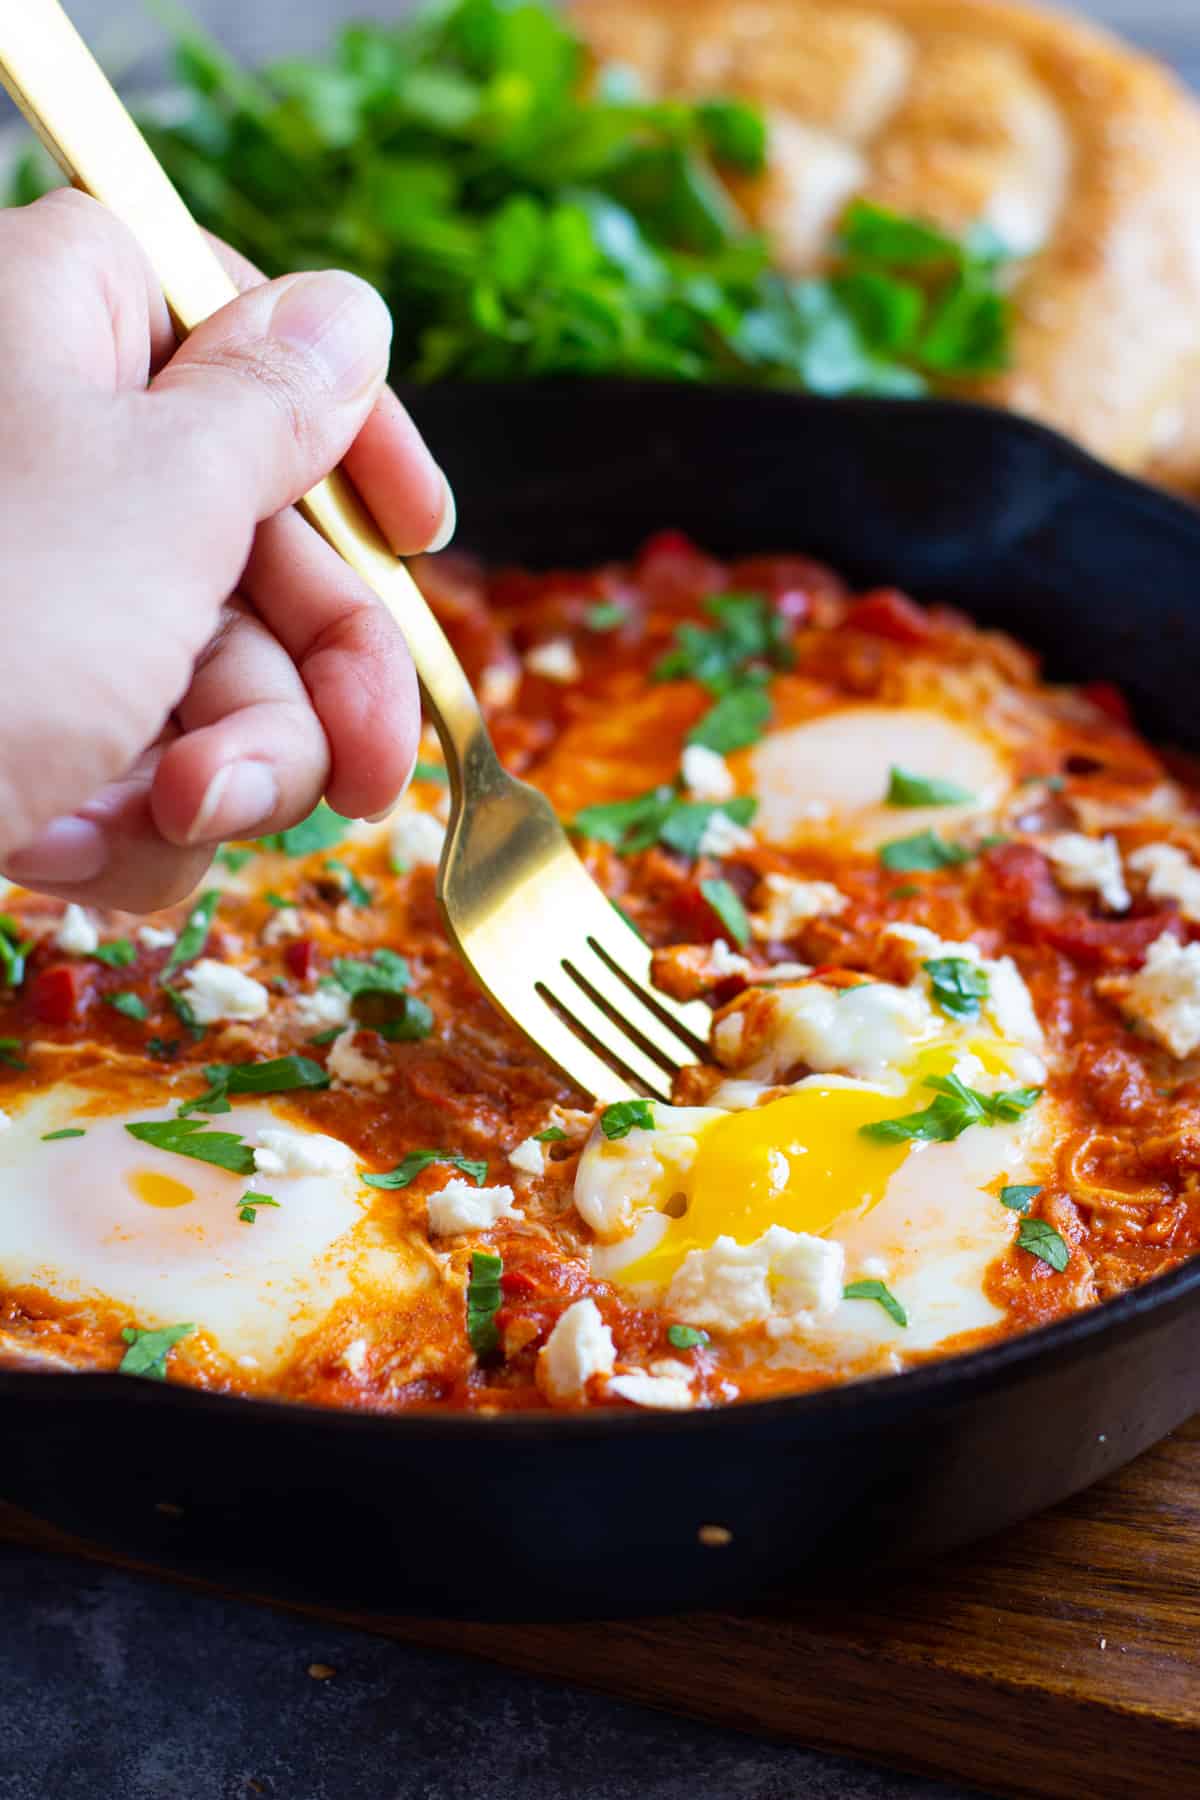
5, 384, 1200, 1622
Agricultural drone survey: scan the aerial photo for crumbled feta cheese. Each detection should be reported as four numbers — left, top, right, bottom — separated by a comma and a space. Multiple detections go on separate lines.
252, 1127, 357, 1178
1129, 843, 1200, 924
1042, 832, 1130, 912
538, 1298, 615, 1403
681, 744, 735, 802
697, 811, 755, 858
860, 1256, 889, 1279
508, 1136, 545, 1177
728, 979, 936, 1081
607, 1369, 695, 1410
708, 938, 752, 979
54, 904, 98, 955
754, 961, 813, 983
1108, 932, 1200, 1058
261, 906, 303, 945
666, 1226, 845, 1335
389, 810, 446, 871
751, 874, 847, 940
342, 1338, 369, 1374
479, 663, 519, 709
524, 637, 580, 683
293, 985, 352, 1030
137, 925, 176, 951
180, 958, 270, 1025
0, 1110, 10, 1132
427, 1179, 521, 1236
326, 1027, 388, 1093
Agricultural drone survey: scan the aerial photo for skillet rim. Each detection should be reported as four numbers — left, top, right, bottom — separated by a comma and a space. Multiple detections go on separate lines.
4, 383, 1200, 1443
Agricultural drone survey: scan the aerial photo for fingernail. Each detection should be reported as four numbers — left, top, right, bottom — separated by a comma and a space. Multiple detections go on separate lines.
270, 271, 392, 400
4, 816, 108, 884
187, 762, 279, 845
425, 471, 457, 553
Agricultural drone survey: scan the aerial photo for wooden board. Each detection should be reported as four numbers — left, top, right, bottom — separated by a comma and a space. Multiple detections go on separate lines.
4, 1415, 1200, 1800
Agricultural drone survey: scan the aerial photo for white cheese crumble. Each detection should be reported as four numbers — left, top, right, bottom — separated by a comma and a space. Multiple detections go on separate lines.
666, 1226, 845, 1335
751, 874, 847, 941
261, 906, 304, 945
252, 1126, 357, 1178
0, 1110, 10, 1132
681, 744, 735, 802
538, 1298, 615, 1403
709, 938, 751, 979
479, 663, 519, 709
508, 1136, 545, 1177
1111, 932, 1200, 1058
524, 637, 580, 683
1042, 832, 1130, 912
293, 985, 352, 1030
326, 1027, 388, 1093
179, 958, 270, 1025
427, 1179, 521, 1236
1128, 843, 1200, 924
607, 1369, 695, 1410
725, 978, 935, 1082
53, 904, 98, 955
389, 810, 446, 871
697, 811, 755, 858
136, 925, 176, 951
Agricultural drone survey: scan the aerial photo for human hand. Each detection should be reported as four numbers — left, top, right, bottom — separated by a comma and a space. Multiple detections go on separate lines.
0, 188, 453, 911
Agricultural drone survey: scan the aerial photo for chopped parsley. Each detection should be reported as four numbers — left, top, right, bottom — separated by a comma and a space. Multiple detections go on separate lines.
162, 987, 205, 1040
1000, 1183, 1041, 1213
878, 830, 971, 873
107, 992, 150, 1022
666, 1324, 709, 1350
584, 602, 626, 632
264, 891, 292, 909
329, 950, 411, 998
843, 1278, 908, 1328
600, 1099, 655, 1140
362, 1149, 488, 1190
0, 1037, 26, 1070
686, 685, 772, 755
413, 760, 449, 785
124, 1117, 256, 1175
324, 859, 371, 908
924, 956, 989, 1021
118, 1322, 194, 1381
308, 1027, 343, 1047
466, 1250, 504, 1360
1017, 1217, 1070, 1272
215, 846, 255, 873
146, 1036, 182, 1062
862, 1074, 1041, 1145
535, 1126, 567, 1143
654, 593, 792, 695
41, 1128, 85, 1141
162, 890, 221, 977
177, 1055, 331, 1118
0, 916, 31, 989
573, 787, 756, 858
700, 878, 751, 949
885, 767, 975, 808
375, 998, 435, 1041
237, 1191, 280, 1224
259, 802, 351, 857
91, 938, 137, 968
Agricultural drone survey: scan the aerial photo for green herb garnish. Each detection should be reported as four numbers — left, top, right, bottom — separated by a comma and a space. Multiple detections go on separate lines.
41, 1128, 85, 1141
1000, 1183, 1041, 1213
878, 830, 971, 873
108, 992, 150, 1022
666, 1324, 709, 1350
363, 1149, 488, 1190
924, 956, 989, 1021
573, 788, 756, 858
324, 859, 372, 908
259, 802, 351, 857
124, 1117, 256, 1175
885, 767, 976, 808
162, 890, 221, 977
843, 1278, 908, 1328
215, 846, 255, 873
375, 998, 435, 1041
146, 1037, 182, 1062
118, 1322, 194, 1381
655, 593, 791, 695
329, 950, 411, 998
584, 602, 627, 632
91, 938, 136, 968
862, 1074, 1041, 1145
686, 685, 772, 754
0, 917, 32, 990
413, 760, 449, 784
0, 1037, 27, 1070
700, 878, 751, 949
177, 1055, 331, 1118
1017, 1217, 1070, 1272
535, 1126, 567, 1143
600, 1099, 655, 1139
466, 1250, 504, 1360
237, 1191, 280, 1224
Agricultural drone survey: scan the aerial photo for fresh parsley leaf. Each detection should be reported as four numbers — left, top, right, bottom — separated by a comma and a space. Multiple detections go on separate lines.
146, 1036, 182, 1062
91, 938, 136, 968
1017, 1216, 1070, 1272
362, 1150, 488, 1190
237, 1190, 280, 1224
264, 891, 291, 909
41, 1128, 85, 1141
654, 592, 790, 695
308, 1027, 343, 1046
108, 992, 150, 1022
891, 885, 920, 900
572, 788, 756, 859
330, 950, 411, 997
215, 846, 255, 873
666, 1324, 709, 1350
696, 98, 767, 173
0, 917, 31, 990
178, 1054, 331, 1118
878, 830, 971, 873
924, 956, 989, 1021
687, 685, 771, 754
0, 1037, 26, 1070
162, 986, 206, 1040
258, 803, 351, 857
1000, 1183, 1041, 1213
600, 1099, 654, 1139
375, 997, 435, 1041
118, 1322, 194, 1381
700, 878, 751, 948
162, 890, 221, 977
413, 760, 449, 784
324, 859, 372, 908
862, 1074, 1041, 1145
466, 1249, 504, 1359
843, 1278, 908, 1328
125, 1118, 256, 1175
535, 1126, 567, 1142
584, 601, 626, 631
660, 795, 756, 857
885, 766, 976, 808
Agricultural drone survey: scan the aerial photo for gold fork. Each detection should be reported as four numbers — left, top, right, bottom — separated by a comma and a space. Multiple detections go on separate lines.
0, 1, 713, 1102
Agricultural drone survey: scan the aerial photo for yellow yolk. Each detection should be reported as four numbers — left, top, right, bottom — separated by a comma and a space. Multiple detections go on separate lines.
128, 1169, 194, 1210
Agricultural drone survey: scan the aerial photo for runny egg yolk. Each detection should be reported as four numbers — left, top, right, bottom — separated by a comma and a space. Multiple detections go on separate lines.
128, 1169, 194, 1210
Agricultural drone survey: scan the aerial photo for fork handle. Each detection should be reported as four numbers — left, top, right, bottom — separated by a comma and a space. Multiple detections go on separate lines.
0, 0, 493, 794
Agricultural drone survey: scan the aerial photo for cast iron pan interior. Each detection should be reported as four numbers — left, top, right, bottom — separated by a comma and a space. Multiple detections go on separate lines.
4, 385, 1200, 1621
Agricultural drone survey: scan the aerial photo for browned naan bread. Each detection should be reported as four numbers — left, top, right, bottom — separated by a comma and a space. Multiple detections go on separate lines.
571, 0, 1200, 490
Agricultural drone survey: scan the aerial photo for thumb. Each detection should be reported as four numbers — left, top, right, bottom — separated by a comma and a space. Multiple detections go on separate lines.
146, 268, 399, 545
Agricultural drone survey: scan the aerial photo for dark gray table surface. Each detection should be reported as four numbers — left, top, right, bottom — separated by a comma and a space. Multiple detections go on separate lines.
2, 4, 1195, 1798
